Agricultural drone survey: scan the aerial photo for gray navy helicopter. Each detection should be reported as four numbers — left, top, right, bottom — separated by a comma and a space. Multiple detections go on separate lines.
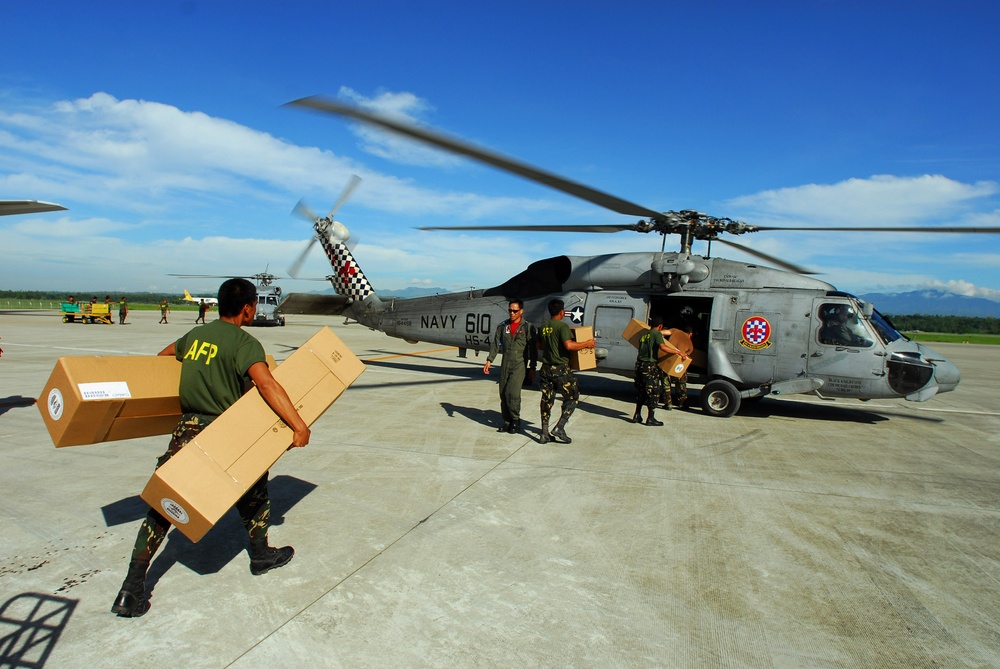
279, 96, 1000, 417
170, 271, 287, 326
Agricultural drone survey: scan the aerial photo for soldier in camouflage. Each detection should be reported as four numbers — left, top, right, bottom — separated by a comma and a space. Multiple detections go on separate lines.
633, 316, 674, 426
537, 299, 595, 444
112, 278, 310, 618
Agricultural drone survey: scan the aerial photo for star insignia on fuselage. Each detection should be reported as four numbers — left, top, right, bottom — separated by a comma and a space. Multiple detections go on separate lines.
567, 306, 585, 324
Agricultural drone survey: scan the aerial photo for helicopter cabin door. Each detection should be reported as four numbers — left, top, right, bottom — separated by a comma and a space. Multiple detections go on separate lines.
807, 298, 886, 397
592, 301, 640, 372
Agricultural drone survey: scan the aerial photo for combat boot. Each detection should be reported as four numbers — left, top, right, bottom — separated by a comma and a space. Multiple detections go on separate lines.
508, 420, 520, 434
111, 558, 150, 618
249, 540, 295, 575
645, 408, 663, 427
538, 420, 552, 444
631, 406, 643, 423
497, 421, 510, 433
551, 417, 572, 444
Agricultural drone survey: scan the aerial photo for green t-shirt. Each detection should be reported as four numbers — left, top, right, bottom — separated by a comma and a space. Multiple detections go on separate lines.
539, 318, 573, 365
174, 320, 266, 417
637, 328, 665, 363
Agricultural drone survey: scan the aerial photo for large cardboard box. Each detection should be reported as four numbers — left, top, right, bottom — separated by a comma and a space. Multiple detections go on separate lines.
140, 327, 364, 543
39, 355, 278, 448
623, 318, 649, 349
39, 357, 183, 447
621, 319, 694, 377
568, 326, 597, 371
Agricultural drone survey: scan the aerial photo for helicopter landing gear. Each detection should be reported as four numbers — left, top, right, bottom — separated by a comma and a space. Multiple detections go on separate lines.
700, 379, 741, 418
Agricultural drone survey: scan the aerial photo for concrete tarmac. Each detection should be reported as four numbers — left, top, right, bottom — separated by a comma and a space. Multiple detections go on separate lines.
1, 309, 999, 668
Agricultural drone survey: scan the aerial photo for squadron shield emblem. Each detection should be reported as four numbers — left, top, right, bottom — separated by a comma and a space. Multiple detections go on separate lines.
740, 316, 773, 350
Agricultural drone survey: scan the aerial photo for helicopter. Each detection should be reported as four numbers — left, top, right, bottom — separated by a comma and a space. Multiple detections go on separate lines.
278, 96, 1000, 417
169, 271, 286, 326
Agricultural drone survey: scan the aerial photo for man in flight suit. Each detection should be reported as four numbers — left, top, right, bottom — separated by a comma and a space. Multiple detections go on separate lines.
111, 278, 311, 618
537, 299, 595, 444
484, 298, 537, 434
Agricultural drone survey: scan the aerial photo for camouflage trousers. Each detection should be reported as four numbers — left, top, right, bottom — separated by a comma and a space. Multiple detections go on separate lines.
539, 363, 579, 424
130, 414, 271, 563
662, 374, 688, 407
634, 361, 665, 410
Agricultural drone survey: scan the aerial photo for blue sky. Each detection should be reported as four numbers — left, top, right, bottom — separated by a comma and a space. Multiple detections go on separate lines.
2, 1, 998, 302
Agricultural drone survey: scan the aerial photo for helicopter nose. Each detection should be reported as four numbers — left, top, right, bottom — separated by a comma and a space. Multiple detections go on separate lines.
920, 345, 961, 393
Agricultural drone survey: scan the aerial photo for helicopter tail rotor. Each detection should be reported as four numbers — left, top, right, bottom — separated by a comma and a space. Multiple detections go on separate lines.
289, 175, 362, 278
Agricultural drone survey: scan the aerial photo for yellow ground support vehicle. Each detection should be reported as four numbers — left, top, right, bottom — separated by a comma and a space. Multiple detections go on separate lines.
61, 302, 113, 324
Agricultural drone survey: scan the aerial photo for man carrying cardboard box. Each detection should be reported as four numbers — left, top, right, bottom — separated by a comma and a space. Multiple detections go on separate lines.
537, 299, 595, 444
112, 278, 310, 619
633, 316, 688, 426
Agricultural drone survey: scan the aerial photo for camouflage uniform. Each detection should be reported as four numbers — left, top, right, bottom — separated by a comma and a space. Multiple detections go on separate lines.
665, 374, 688, 409
131, 414, 271, 564
635, 361, 664, 412
539, 362, 580, 425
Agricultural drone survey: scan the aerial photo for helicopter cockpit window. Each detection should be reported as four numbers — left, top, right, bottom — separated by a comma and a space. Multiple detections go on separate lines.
868, 309, 904, 345
818, 303, 873, 347
266, 295, 278, 305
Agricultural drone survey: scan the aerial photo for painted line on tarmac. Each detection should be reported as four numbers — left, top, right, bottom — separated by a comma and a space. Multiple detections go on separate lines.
363, 347, 458, 361
2, 342, 152, 355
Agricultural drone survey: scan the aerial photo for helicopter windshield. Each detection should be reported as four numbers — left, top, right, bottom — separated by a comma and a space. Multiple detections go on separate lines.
868, 308, 904, 345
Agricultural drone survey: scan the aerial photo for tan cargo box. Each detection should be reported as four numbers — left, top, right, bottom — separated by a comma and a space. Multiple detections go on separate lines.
39, 357, 183, 447
39, 354, 277, 448
568, 326, 597, 371
141, 326, 364, 542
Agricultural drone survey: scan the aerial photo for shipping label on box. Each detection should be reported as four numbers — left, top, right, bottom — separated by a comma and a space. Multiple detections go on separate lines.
568, 326, 596, 371
141, 326, 365, 542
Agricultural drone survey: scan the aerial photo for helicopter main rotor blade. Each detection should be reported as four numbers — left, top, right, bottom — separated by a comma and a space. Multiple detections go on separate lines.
417, 223, 642, 233
328, 174, 362, 219
287, 96, 665, 221
754, 225, 1000, 233
714, 238, 815, 275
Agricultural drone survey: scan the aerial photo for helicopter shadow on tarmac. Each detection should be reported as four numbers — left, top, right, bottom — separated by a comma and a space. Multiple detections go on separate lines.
568, 376, 944, 426
101, 475, 317, 592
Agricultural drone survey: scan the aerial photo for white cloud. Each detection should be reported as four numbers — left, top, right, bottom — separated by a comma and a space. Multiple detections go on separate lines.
919, 279, 1000, 301
728, 174, 998, 226
337, 87, 463, 168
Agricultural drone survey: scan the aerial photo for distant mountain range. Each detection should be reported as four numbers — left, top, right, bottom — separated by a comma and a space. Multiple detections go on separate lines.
379, 286, 452, 299
858, 290, 1000, 317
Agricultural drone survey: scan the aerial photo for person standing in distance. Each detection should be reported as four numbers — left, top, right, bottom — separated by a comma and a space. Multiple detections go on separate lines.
484, 298, 538, 434
537, 299, 595, 444
111, 278, 310, 618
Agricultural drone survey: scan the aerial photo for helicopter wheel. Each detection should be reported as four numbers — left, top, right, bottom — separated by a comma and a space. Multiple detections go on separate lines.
700, 379, 741, 418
